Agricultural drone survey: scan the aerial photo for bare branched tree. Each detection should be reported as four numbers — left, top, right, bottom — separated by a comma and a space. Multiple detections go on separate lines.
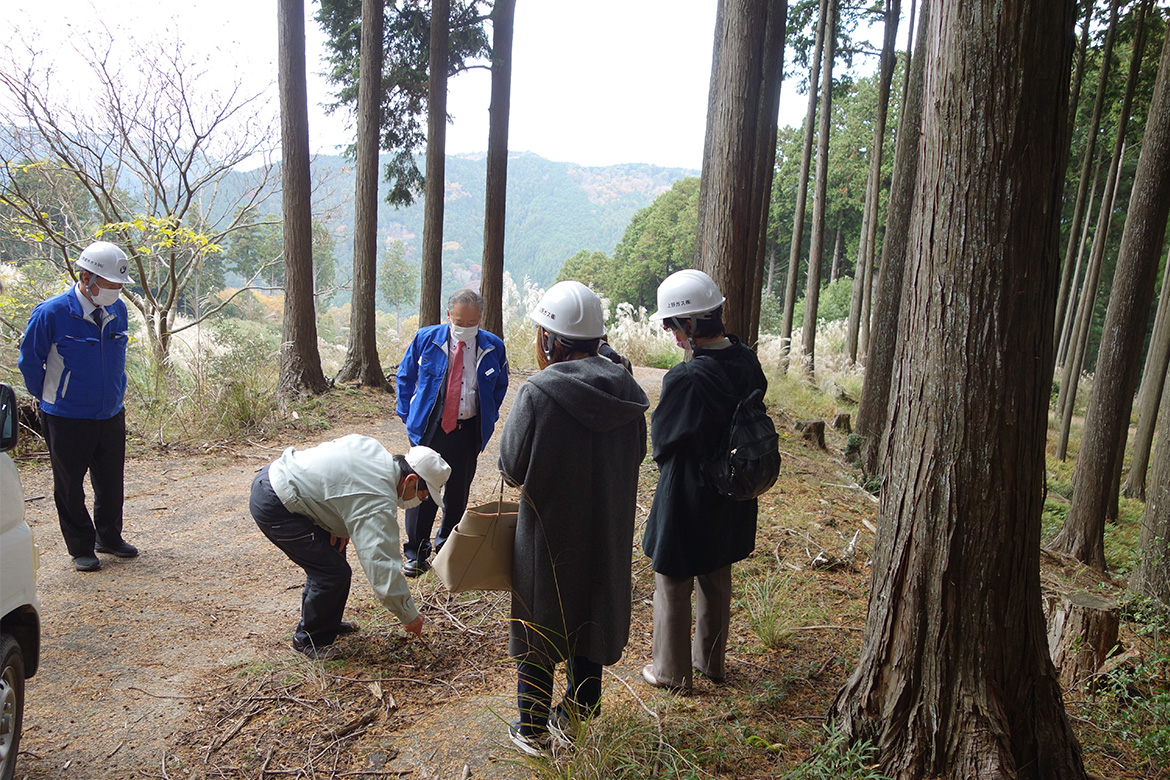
0, 36, 279, 362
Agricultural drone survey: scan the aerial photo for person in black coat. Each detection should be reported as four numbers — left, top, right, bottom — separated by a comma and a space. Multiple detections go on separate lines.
641, 270, 768, 692
498, 281, 649, 755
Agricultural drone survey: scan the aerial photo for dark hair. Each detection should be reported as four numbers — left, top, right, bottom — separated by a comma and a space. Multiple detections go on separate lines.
393, 454, 428, 493
447, 288, 484, 314
664, 305, 725, 340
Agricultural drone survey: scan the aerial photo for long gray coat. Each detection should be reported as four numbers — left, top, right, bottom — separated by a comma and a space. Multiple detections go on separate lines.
498, 357, 649, 666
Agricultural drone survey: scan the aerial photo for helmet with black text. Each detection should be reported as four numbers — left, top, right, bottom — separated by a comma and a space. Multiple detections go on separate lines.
75, 241, 133, 285
529, 281, 606, 365
649, 269, 724, 322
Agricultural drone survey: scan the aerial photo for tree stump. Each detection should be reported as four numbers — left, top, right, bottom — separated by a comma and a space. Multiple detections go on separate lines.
832, 413, 852, 434
794, 419, 826, 449
1046, 591, 1120, 689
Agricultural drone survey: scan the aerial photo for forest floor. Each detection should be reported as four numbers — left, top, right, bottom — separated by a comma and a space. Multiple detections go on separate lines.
9, 367, 1153, 780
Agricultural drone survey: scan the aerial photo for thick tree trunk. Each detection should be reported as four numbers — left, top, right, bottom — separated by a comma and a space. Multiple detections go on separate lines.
1055, 0, 1149, 463
780, 0, 827, 372
799, 0, 837, 375
831, 1, 1086, 777
695, 0, 787, 342
1054, 0, 1121, 356
276, 0, 327, 399
336, 0, 389, 389
1053, 10, 1166, 572
1132, 367, 1170, 605
419, 0, 450, 327
1122, 243, 1170, 500
479, 0, 515, 339
854, 0, 930, 477
845, 0, 900, 363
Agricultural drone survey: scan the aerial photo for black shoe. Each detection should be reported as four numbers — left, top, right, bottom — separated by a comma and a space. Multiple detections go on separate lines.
292, 638, 342, 661
402, 558, 430, 578
96, 540, 139, 558
73, 555, 101, 572
337, 620, 361, 635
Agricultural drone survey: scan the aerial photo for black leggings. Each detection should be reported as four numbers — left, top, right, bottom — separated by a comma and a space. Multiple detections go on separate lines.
516, 656, 602, 736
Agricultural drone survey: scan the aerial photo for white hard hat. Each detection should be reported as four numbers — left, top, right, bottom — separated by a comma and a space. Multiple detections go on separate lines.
76, 241, 133, 285
404, 446, 451, 493
650, 269, 725, 321
529, 281, 606, 339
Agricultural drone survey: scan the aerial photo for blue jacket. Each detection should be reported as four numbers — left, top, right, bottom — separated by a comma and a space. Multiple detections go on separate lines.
18, 286, 130, 420
396, 324, 508, 450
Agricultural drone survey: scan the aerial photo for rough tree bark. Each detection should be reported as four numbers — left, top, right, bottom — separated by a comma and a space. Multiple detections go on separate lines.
276, 0, 328, 399
479, 0, 515, 339
336, 0, 390, 389
1054, 0, 1121, 357
845, 0, 900, 363
1056, 0, 1150, 462
780, 0, 827, 372
695, 0, 788, 342
853, 0, 929, 477
799, 0, 837, 374
831, 1, 1087, 777
1122, 244, 1170, 500
419, 0, 450, 327
1052, 14, 1169, 572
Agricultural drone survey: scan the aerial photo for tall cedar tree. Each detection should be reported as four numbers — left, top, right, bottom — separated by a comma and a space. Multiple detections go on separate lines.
1054, 0, 1122, 358
1133, 346, 1170, 603
1056, 14, 1170, 573
277, 0, 328, 398
480, 0, 515, 338
799, 0, 837, 373
781, 0, 827, 371
695, 0, 788, 341
1123, 245, 1170, 500
845, 0, 900, 363
853, 0, 929, 477
419, 0, 450, 327
315, 1, 488, 207
830, 0, 1088, 777
336, 0, 390, 388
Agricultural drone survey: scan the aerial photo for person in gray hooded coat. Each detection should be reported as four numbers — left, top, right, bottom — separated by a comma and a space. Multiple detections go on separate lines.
498, 281, 648, 755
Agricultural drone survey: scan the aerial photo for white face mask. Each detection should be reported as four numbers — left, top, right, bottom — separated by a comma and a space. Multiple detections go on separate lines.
398, 495, 424, 510
450, 324, 478, 344
89, 283, 121, 307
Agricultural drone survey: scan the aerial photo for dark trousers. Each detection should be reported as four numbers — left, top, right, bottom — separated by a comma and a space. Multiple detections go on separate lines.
517, 657, 603, 736
250, 466, 351, 649
40, 409, 126, 558
404, 417, 479, 561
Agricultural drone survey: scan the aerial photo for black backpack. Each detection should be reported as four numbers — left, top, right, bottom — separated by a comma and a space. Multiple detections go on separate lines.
699, 362, 781, 501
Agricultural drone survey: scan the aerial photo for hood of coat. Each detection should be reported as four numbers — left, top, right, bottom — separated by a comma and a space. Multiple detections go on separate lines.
526, 356, 649, 432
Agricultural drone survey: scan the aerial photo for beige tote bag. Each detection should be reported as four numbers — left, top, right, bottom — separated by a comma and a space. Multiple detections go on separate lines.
433, 498, 519, 593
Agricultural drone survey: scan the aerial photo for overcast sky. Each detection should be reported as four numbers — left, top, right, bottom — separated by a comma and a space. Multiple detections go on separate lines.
6, 1, 863, 171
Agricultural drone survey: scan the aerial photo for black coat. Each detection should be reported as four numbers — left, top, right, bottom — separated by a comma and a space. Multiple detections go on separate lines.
642, 337, 767, 578
499, 357, 649, 665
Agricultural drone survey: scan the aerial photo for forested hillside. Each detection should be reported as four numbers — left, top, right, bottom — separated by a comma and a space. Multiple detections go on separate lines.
305, 151, 695, 295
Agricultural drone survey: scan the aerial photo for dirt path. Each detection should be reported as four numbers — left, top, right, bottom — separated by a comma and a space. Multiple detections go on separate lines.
14, 368, 669, 780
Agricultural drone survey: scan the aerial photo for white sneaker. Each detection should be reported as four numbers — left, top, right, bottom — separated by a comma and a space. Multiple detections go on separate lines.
508, 720, 551, 757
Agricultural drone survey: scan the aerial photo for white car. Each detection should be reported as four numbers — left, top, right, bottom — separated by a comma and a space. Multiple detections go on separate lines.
0, 383, 39, 780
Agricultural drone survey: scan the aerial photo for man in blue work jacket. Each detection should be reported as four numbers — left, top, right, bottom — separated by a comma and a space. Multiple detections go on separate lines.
19, 241, 138, 572
396, 288, 509, 576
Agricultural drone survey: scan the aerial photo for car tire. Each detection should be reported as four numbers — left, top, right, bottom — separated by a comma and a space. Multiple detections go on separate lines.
0, 634, 24, 780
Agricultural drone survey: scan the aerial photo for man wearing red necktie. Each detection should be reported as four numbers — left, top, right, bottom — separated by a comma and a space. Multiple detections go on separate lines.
395, 289, 509, 576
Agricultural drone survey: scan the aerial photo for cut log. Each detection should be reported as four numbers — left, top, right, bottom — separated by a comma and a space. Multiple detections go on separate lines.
832, 412, 852, 433
1046, 591, 1120, 688
794, 419, 826, 449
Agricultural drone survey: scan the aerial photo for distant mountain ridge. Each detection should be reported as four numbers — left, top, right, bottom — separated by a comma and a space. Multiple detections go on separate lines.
309, 150, 698, 292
